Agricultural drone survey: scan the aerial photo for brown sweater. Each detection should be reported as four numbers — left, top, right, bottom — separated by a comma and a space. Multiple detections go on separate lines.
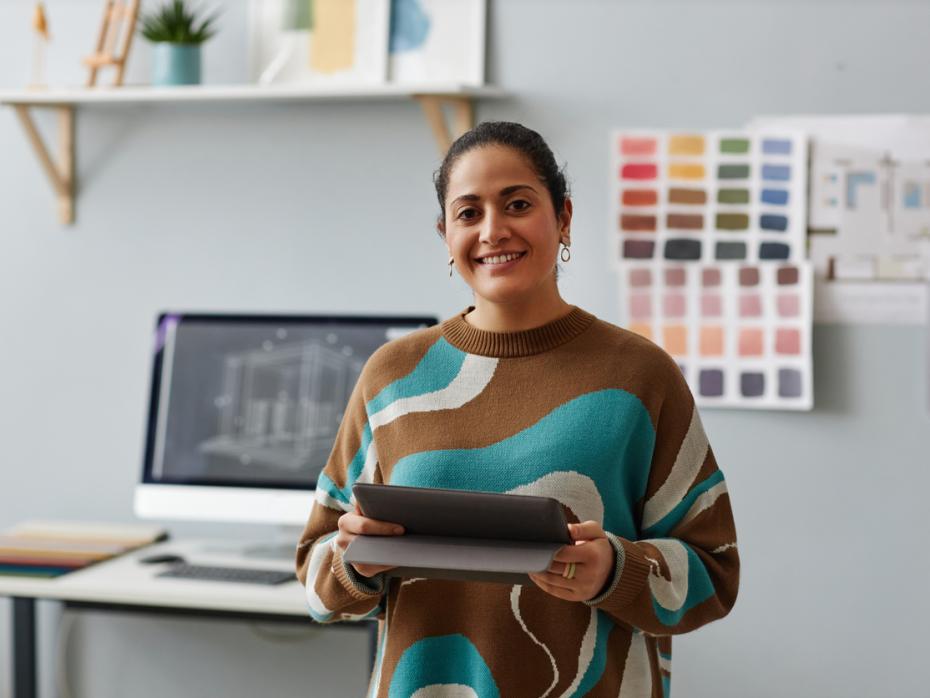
296, 306, 739, 697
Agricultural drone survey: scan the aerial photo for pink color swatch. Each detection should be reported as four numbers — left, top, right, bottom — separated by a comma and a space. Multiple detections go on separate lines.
739, 328, 764, 356
663, 293, 687, 318
777, 294, 800, 317
665, 268, 687, 287
701, 294, 722, 317
775, 328, 801, 354
620, 137, 657, 157
630, 294, 652, 319
630, 269, 652, 287
702, 268, 721, 287
739, 294, 762, 317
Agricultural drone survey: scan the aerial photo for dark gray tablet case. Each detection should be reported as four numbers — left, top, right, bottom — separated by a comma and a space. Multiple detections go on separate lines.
344, 484, 570, 585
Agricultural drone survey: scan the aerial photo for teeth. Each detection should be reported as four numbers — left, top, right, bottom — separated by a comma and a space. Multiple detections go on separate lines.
481, 253, 522, 265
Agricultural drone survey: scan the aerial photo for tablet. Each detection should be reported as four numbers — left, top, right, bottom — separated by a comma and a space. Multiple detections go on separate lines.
344, 483, 570, 585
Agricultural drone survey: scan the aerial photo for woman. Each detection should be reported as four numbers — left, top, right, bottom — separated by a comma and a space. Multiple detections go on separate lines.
296, 122, 739, 697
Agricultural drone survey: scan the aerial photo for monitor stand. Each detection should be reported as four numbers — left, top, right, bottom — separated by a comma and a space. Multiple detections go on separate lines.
242, 541, 297, 561
199, 525, 303, 562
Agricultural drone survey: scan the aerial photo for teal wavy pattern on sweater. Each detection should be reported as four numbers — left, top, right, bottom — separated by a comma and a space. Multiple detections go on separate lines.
571, 611, 615, 696
650, 542, 717, 626
315, 422, 373, 505
317, 339, 468, 504
366, 338, 467, 416
641, 470, 726, 539
388, 634, 500, 698
388, 389, 656, 537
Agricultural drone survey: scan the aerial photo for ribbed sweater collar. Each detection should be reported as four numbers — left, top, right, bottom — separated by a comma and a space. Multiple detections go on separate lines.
440, 306, 595, 358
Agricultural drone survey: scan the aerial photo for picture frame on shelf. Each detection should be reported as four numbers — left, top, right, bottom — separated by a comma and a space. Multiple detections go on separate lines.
389, 0, 486, 86
248, 0, 390, 87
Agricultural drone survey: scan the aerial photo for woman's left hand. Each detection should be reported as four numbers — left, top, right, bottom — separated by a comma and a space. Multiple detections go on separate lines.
528, 521, 615, 603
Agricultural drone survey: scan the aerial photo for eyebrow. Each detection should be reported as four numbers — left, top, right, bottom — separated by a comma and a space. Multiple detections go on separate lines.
450, 184, 538, 207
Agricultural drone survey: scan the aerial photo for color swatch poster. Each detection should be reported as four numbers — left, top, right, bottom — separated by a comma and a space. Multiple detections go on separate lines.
610, 131, 808, 267
618, 260, 814, 410
610, 130, 814, 410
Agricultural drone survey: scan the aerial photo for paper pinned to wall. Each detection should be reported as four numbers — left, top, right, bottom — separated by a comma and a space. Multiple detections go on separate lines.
249, 0, 390, 86
609, 129, 815, 410
749, 114, 930, 325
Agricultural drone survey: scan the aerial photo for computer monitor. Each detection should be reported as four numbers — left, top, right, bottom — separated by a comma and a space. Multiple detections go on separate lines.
134, 312, 436, 527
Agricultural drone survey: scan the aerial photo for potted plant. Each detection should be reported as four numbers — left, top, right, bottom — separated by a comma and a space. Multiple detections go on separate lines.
140, 0, 218, 86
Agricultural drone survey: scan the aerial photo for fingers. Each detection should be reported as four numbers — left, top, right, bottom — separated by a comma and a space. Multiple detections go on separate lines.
550, 543, 595, 564
528, 572, 583, 601
339, 512, 404, 537
568, 520, 607, 542
335, 511, 404, 553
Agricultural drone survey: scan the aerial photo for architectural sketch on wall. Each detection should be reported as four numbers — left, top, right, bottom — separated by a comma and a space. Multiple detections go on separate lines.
810, 144, 930, 283
750, 114, 930, 324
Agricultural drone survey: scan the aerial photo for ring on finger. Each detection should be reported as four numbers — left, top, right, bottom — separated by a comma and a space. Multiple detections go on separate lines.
562, 562, 576, 580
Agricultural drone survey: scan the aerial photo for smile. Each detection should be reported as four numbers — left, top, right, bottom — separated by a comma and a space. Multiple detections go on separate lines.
476, 251, 526, 265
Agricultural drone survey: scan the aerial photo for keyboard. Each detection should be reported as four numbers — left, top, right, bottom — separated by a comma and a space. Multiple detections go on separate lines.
156, 564, 296, 586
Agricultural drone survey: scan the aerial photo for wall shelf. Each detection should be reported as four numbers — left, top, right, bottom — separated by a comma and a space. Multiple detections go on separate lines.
0, 83, 506, 224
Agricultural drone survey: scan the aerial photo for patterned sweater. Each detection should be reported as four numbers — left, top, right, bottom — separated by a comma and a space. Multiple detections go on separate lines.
295, 306, 739, 698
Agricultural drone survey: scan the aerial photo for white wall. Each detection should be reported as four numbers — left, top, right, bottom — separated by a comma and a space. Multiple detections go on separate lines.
1, 1, 928, 696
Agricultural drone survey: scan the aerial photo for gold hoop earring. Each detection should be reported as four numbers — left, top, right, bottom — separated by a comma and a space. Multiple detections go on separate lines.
560, 243, 571, 263
448, 257, 454, 277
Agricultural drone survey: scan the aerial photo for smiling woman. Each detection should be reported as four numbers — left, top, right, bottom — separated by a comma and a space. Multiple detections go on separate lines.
295, 122, 740, 698
435, 122, 573, 330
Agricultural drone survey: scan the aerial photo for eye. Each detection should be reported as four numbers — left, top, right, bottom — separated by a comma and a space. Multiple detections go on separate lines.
456, 207, 479, 221
508, 199, 531, 212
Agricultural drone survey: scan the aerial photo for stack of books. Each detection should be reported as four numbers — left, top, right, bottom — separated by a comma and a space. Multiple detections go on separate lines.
0, 520, 169, 578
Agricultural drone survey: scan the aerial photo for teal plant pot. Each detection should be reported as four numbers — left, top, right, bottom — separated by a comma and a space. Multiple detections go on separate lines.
152, 43, 201, 86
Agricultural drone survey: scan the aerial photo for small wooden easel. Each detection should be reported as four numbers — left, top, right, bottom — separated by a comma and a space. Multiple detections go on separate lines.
84, 0, 141, 87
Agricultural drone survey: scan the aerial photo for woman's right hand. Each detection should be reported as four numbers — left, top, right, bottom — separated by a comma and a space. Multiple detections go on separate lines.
335, 506, 404, 578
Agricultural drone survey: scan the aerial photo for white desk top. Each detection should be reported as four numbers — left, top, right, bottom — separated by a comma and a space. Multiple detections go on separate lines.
0, 539, 310, 618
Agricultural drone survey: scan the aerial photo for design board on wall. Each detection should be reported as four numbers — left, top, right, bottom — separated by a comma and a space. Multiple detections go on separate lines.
389, 0, 486, 85
610, 130, 814, 410
749, 114, 930, 325
249, 0, 391, 86
248, 0, 487, 87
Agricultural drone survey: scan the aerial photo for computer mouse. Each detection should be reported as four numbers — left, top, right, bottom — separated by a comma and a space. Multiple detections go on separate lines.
138, 553, 185, 565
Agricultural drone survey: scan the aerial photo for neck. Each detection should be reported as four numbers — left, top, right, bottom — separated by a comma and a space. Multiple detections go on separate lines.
465, 285, 572, 333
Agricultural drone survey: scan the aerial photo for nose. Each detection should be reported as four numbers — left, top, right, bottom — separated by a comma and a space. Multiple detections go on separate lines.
478, 208, 510, 247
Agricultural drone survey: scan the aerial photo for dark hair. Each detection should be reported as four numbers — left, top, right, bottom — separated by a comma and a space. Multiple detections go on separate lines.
433, 121, 569, 229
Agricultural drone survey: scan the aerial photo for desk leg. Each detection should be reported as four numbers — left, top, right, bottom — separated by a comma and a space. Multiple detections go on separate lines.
12, 597, 37, 698
368, 622, 378, 672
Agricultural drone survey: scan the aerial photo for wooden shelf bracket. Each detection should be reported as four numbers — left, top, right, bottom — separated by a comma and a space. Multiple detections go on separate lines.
415, 95, 475, 153
1, 86, 501, 223
13, 104, 75, 224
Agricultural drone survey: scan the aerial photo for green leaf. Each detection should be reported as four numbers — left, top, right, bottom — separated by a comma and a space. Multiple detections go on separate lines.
138, 0, 220, 44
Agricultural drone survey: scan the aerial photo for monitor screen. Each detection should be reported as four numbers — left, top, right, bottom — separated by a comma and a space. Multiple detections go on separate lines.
136, 312, 436, 524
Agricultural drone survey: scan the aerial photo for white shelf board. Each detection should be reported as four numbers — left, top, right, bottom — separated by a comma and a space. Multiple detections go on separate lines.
0, 83, 506, 106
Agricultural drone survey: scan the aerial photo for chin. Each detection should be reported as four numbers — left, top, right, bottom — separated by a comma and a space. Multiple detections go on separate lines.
472, 283, 534, 305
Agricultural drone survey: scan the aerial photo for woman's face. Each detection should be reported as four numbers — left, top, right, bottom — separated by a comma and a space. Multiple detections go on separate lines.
442, 145, 572, 306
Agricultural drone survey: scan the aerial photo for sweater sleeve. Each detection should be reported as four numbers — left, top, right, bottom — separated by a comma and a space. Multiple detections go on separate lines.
586, 361, 740, 636
295, 373, 386, 624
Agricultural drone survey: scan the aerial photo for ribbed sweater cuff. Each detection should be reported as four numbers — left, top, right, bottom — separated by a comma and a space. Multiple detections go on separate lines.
332, 545, 386, 600
585, 534, 651, 612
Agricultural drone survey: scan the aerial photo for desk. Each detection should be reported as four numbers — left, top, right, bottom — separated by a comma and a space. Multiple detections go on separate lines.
0, 539, 376, 698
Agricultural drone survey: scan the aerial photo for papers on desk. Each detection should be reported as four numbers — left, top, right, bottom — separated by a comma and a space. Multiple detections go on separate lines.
0, 520, 168, 578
